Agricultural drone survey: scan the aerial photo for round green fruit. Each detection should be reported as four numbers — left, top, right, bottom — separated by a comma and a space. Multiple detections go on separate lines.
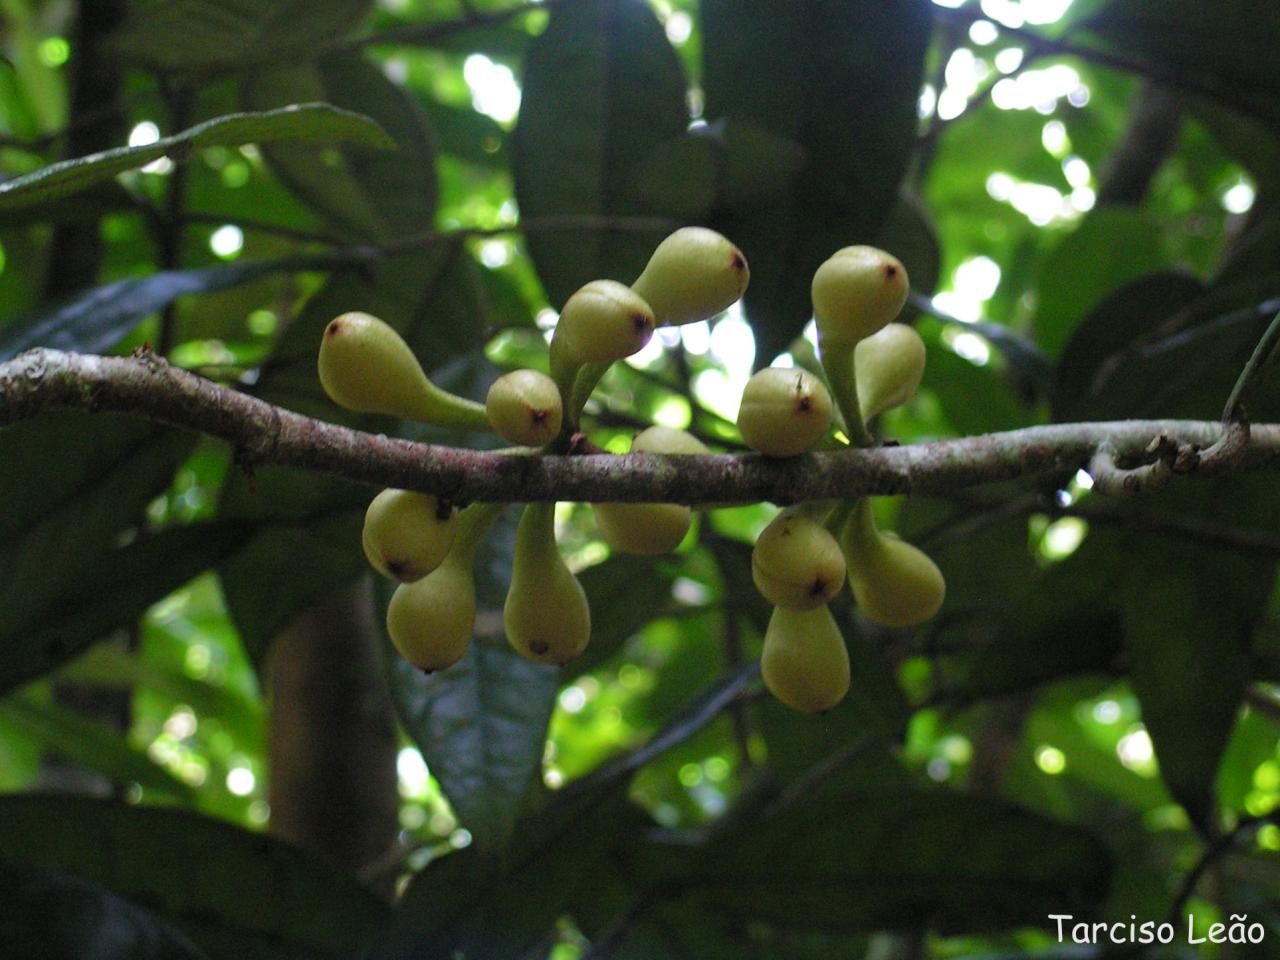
811, 246, 909, 346
761, 604, 851, 714
854, 322, 926, 421
751, 513, 846, 609
737, 367, 833, 457
363, 489, 457, 583
386, 553, 476, 672
630, 227, 749, 326
593, 502, 690, 555
486, 369, 563, 446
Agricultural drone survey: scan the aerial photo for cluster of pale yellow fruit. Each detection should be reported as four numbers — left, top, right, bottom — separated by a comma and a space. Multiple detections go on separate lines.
316, 227, 944, 713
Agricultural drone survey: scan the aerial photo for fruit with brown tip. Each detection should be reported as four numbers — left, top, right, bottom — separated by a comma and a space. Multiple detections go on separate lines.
386, 551, 476, 672
630, 227, 750, 326
486, 369, 563, 446
761, 604, 851, 713
318, 312, 488, 429
504, 502, 591, 665
737, 367, 833, 457
811, 246, 909, 347
362, 489, 457, 583
752, 513, 846, 610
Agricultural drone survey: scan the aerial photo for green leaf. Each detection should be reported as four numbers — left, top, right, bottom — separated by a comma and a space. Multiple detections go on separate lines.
0, 795, 390, 960
0, 691, 195, 801
1120, 520, 1270, 829
0, 521, 253, 695
243, 54, 436, 241
564, 554, 682, 679
667, 787, 1111, 933
0, 251, 366, 361
111, 0, 373, 76
1032, 208, 1169, 357
1078, 0, 1280, 131
378, 508, 560, 855
0, 862, 208, 960
514, 0, 690, 307
0, 104, 393, 212
1052, 271, 1206, 421
700, 0, 931, 364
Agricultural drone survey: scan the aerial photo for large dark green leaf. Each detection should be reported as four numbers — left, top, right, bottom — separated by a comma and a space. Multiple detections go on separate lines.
0, 416, 192, 689
379, 507, 560, 855
0, 862, 208, 960
0, 252, 366, 361
1079, 0, 1280, 131
111, 0, 373, 76
666, 787, 1111, 933
700, 0, 931, 363
0, 692, 195, 800
0, 521, 253, 695
1032, 208, 1169, 358
0, 796, 390, 960
1119, 485, 1276, 829
1052, 271, 1206, 421
514, 0, 690, 306
242, 53, 436, 242
0, 104, 392, 211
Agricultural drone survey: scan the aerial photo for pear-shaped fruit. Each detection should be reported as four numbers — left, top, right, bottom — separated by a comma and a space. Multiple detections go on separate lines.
737, 367, 833, 457
486, 369, 563, 446
362, 489, 457, 582
854, 323, 926, 421
504, 502, 591, 666
761, 604, 851, 713
841, 500, 945, 627
386, 551, 476, 672
752, 513, 846, 609
551, 280, 656, 368
630, 227, 749, 326
318, 312, 488, 428
811, 246, 909, 346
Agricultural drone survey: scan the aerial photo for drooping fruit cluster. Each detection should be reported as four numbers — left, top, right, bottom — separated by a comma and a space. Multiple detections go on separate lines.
316, 228, 944, 715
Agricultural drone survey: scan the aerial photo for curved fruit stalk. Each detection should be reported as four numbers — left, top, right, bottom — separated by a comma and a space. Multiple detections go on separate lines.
841, 499, 945, 627
504, 502, 592, 666
761, 604, 851, 713
854, 323, 926, 421
737, 367, 833, 457
630, 226, 750, 326
810, 246, 909, 348
386, 550, 476, 672
751, 512, 846, 610
486, 369, 563, 447
548, 280, 656, 407
590, 426, 707, 555
363, 489, 457, 582
318, 312, 489, 429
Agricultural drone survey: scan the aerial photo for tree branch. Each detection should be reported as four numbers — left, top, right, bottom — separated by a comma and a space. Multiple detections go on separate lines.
4, 347, 1280, 505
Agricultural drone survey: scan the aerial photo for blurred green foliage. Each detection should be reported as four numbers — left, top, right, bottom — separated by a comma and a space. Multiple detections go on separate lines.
0, 0, 1278, 958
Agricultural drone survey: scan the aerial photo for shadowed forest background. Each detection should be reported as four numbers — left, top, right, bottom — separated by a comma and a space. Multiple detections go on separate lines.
1, 0, 1279, 958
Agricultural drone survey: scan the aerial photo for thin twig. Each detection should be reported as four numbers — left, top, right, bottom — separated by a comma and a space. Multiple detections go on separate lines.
1168, 813, 1280, 924
1223, 308, 1280, 425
